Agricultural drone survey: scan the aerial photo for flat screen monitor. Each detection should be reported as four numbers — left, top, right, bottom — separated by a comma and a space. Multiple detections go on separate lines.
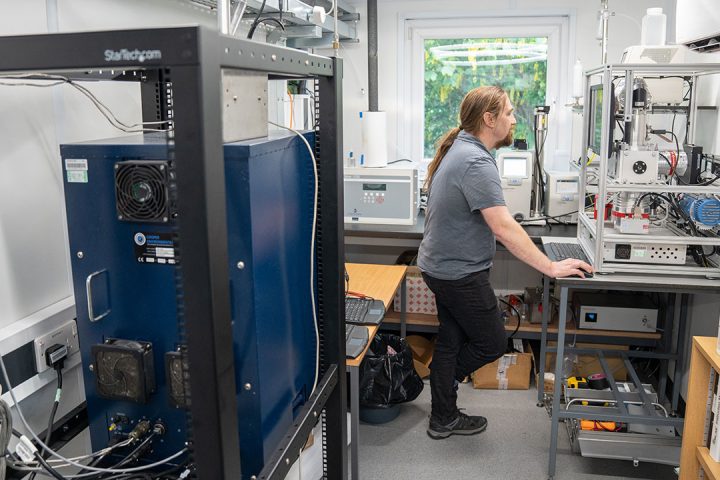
588, 83, 614, 156
502, 157, 528, 178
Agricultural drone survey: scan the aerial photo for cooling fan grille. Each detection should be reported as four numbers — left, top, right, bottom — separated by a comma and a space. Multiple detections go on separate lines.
91, 339, 156, 404
165, 351, 188, 409
115, 161, 170, 223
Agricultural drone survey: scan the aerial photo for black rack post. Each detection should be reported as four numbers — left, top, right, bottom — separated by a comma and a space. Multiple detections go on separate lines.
317, 56, 348, 479
0, 26, 346, 480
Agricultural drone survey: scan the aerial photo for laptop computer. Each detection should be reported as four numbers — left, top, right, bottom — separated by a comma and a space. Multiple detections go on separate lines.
541, 236, 594, 278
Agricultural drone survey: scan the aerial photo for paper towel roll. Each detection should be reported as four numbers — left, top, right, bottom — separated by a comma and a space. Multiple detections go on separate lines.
360, 111, 388, 168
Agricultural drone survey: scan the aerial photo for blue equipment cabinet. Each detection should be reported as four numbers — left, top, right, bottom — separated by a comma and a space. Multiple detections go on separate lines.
61, 131, 317, 478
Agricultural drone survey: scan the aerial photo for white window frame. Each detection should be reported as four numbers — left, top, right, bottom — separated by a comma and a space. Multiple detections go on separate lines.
398, 12, 575, 171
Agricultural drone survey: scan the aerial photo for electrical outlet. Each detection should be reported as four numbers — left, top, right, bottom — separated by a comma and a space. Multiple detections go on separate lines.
34, 320, 79, 373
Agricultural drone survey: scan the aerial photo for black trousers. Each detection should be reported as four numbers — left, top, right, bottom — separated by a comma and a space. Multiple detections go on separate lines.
422, 269, 507, 423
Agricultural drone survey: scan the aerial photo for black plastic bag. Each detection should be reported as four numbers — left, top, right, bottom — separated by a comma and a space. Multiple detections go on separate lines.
359, 334, 424, 408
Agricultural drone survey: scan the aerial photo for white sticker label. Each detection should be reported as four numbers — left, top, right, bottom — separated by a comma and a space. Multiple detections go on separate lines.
498, 377, 508, 390
67, 171, 88, 183
65, 159, 88, 171
155, 247, 175, 258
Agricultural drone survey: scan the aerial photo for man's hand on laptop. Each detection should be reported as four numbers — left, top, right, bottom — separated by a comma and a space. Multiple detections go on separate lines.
549, 258, 594, 279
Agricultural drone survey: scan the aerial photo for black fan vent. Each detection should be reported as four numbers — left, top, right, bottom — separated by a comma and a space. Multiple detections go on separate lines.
91, 339, 156, 404
115, 161, 170, 223
165, 351, 187, 409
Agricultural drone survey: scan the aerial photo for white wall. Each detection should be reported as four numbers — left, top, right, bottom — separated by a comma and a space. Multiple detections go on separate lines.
324, 0, 674, 169
0, 0, 240, 457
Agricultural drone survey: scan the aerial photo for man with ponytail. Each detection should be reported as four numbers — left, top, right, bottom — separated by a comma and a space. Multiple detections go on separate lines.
419, 86, 592, 440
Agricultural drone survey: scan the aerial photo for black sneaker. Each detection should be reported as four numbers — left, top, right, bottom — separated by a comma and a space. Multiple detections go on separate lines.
427, 412, 488, 440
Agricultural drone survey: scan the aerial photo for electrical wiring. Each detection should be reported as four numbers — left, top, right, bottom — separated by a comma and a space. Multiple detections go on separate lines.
0, 73, 171, 133
0, 398, 13, 480
533, 115, 547, 202
29, 366, 64, 480
32, 453, 67, 480
523, 208, 580, 226
247, 0, 268, 39
325, 0, 337, 17
247, 17, 286, 39
245, 0, 287, 40
497, 297, 521, 340
267, 120, 320, 396
0, 352, 187, 475
302, 87, 317, 129
698, 174, 720, 186
12, 444, 131, 468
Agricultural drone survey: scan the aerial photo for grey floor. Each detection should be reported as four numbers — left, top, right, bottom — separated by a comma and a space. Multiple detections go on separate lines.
358, 381, 678, 480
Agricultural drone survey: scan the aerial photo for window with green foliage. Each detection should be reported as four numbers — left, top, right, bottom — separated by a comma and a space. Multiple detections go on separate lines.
424, 37, 548, 158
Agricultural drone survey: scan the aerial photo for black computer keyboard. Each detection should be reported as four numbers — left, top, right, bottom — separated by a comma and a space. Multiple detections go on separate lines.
545, 242, 590, 262
544, 243, 594, 277
345, 297, 372, 324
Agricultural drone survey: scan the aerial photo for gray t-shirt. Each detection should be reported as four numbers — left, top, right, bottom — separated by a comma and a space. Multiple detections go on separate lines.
418, 131, 506, 280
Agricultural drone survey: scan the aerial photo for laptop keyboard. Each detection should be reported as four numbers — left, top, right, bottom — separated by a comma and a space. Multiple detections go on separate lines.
545, 242, 590, 263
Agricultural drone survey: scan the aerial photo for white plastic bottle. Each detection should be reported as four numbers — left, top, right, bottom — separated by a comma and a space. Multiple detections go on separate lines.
572, 59, 584, 99
640, 7, 667, 46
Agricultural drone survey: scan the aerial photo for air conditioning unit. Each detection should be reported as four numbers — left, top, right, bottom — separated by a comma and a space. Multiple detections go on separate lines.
676, 0, 720, 52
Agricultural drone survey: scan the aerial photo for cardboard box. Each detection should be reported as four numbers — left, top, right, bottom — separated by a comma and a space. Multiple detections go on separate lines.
545, 342, 628, 381
393, 266, 437, 315
472, 342, 534, 390
406, 335, 434, 379
536, 372, 555, 394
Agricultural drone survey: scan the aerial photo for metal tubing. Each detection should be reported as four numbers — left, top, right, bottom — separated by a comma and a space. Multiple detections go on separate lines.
672, 294, 690, 412
658, 293, 675, 404
600, 0, 609, 64
538, 274, 551, 405
597, 352, 629, 415
559, 409, 683, 426
688, 75, 698, 145
546, 347, 678, 360
621, 353, 655, 416
367, 0, 378, 111
218, 0, 231, 35
566, 398, 669, 418
548, 286, 568, 478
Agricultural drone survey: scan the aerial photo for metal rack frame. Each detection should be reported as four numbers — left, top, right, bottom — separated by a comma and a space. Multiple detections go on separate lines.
0, 26, 347, 479
578, 63, 720, 278
539, 274, 720, 480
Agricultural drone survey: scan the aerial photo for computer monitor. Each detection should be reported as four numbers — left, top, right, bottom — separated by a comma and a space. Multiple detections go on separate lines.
500, 155, 530, 178
587, 84, 615, 156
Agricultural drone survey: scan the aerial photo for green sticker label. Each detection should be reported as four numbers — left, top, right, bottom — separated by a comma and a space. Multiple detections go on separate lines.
67, 170, 88, 183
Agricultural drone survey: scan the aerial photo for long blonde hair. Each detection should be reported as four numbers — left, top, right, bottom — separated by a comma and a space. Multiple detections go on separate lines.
425, 86, 507, 189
